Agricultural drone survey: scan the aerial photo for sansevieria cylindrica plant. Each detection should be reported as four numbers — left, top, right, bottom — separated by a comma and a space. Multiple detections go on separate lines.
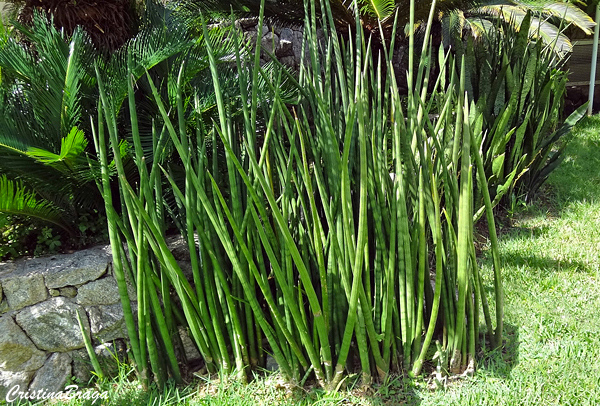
93, 0, 504, 387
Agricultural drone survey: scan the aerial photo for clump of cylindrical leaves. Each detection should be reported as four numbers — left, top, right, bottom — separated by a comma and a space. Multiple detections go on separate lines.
455, 11, 587, 208
93, 0, 503, 388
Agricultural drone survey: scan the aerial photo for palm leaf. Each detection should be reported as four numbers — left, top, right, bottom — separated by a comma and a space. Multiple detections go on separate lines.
360, 0, 396, 20
466, 16, 496, 38
477, 7, 574, 54
0, 175, 73, 232
524, 1, 595, 35
529, 15, 572, 54
0, 13, 94, 150
26, 126, 88, 167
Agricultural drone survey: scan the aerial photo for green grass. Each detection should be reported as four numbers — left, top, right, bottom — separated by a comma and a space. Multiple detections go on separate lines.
7, 117, 600, 406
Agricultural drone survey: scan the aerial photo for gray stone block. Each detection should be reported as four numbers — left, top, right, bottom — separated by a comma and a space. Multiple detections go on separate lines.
59, 287, 77, 298
1, 273, 47, 311
87, 303, 127, 342
0, 299, 8, 314
76, 277, 120, 306
280, 27, 294, 43
44, 246, 110, 289
0, 315, 47, 371
293, 30, 304, 61
15, 297, 89, 352
245, 30, 258, 46
0, 370, 35, 401
0, 260, 20, 279
261, 32, 279, 56
277, 28, 294, 57
70, 349, 91, 384
178, 326, 201, 362
29, 352, 72, 394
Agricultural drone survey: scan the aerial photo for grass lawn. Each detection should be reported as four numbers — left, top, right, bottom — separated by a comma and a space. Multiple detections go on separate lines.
11, 116, 599, 406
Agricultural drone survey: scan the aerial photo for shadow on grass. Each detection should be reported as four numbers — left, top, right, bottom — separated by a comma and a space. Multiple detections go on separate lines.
496, 222, 552, 242
545, 125, 600, 207
343, 323, 522, 406
499, 251, 590, 275
476, 322, 520, 380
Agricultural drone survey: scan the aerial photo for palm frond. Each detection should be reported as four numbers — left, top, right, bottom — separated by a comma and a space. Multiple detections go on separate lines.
521, 1, 595, 35
27, 126, 88, 167
360, 0, 396, 20
469, 2, 580, 53
0, 13, 94, 150
529, 15, 572, 54
97, 1, 194, 113
466, 16, 496, 38
0, 175, 73, 232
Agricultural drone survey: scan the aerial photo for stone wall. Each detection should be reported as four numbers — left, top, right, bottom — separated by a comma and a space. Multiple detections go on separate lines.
0, 245, 129, 398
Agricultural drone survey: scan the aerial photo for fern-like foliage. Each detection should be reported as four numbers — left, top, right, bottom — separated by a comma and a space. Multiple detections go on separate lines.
360, 0, 396, 21
0, 2, 243, 226
0, 175, 72, 232
27, 126, 88, 167
0, 12, 101, 226
0, 0, 308, 237
0, 15, 95, 148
